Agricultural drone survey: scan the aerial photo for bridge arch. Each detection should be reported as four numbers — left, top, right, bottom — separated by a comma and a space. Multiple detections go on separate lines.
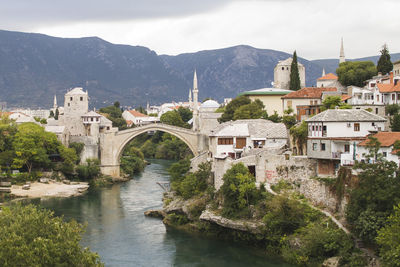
100, 123, 207, 178
115, 126, 197, 162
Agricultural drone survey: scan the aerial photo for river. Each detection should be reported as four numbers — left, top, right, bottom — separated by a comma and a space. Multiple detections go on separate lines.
33, 159, 291, 267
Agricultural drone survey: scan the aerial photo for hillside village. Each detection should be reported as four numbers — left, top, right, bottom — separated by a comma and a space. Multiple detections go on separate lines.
2, 41, 400, 192
1, 39, 400, 266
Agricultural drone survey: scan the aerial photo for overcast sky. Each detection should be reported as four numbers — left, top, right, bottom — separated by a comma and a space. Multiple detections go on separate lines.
1, 0, 399, 59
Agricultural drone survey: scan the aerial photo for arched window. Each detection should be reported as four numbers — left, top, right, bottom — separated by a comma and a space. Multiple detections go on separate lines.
282, 67, 284, 70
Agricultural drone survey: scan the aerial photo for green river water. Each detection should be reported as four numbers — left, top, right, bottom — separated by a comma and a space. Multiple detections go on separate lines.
31, 159, 292, 267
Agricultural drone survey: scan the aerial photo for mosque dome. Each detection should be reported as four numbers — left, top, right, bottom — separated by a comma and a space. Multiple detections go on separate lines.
200, 100, 220, 109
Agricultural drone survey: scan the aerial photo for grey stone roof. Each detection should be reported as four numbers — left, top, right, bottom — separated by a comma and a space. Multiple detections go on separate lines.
209, 119, 288, 139
306, 109, 386, 122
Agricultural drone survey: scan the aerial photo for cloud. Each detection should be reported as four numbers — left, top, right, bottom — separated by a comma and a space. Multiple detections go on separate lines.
2, 0, 400, 59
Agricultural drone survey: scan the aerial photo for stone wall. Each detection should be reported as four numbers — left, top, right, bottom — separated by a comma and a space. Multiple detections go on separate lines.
211, 150, 342, 213
70, 136, 99, 163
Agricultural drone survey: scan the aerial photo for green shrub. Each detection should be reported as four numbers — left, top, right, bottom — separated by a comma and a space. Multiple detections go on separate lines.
76, 159, 101, 181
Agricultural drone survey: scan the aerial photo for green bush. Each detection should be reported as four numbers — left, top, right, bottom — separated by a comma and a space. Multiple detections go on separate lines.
0, 204, 103, 266
220, 163, 263, 218
281, 222, 353, 265
76, 159, 101, 181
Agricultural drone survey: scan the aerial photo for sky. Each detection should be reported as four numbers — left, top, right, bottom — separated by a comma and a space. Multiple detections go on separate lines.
1, 0, 399, 60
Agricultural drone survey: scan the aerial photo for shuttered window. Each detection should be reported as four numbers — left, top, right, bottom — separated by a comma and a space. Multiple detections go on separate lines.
218, 138, 233, 145
236, 138, 246, 149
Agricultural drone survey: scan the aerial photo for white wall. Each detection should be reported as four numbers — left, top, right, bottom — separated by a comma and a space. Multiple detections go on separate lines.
308, 121, 385, 138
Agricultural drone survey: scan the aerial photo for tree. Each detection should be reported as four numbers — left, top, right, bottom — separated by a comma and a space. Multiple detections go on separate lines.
160, 110, 187, 128
58, 146, 78, 177
232, 99, 265, 120
177, 107, 193, 123
267, 111, 282, 123
321, 96, 351, 111
218, 96, 251, 123
99, 104, 127, 130
336, 61, 377, 87
377, 44, 393, 75
54, 108, 59, 120
76, 159, 101, 181
290, 121, 308, 155
346, 158, 400, 245
120, 147, 145, 176
49, 110, 54, 118
376, 204, 400, 266
220, 163, 260, 218
12, 123, 59, 173
289, 51, 301, 91
0, 204, 103, 266
391, 114, 400, 132
136, 106, 147, 115
386, 104, 400, 116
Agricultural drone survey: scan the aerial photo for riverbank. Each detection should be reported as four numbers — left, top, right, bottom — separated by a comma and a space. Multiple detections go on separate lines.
10, 181, 89, 198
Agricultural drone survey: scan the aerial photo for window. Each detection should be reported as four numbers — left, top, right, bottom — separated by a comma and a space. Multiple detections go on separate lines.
218, 138, 233, 145
354, 123, 360, 131
377, 95, 380, 102
383, 152, 387, 157
282, 67, 284, 70
312, 126, 315, 131
287, 100, 292, 108
372, 122, 375, 126
80, 97, 83, 101
344, 144, 350, 153
313, 143, 317, 151
70, 97, 73, 101
67, 103, 70, 107
376, 108, 379, 114
392, 94, 395, 100
321, 143, 326, 151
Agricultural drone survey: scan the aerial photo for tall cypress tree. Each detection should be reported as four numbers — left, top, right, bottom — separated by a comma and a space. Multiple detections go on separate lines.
289, 51, 301, 91
377, 44, 393, 75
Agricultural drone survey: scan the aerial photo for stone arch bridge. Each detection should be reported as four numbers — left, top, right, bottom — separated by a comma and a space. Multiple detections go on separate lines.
99, 123, 208, 177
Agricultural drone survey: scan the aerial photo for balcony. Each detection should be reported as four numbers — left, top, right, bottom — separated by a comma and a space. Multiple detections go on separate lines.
332, 152, 342, 159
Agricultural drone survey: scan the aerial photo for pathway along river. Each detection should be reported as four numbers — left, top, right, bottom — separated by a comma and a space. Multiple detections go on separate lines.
32, 159, 292, 266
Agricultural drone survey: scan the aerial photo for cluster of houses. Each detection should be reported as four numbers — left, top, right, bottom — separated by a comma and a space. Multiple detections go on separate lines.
2, 39, 400, 183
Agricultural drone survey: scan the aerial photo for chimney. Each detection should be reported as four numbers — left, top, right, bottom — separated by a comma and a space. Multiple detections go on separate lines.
390, 71, 394, 84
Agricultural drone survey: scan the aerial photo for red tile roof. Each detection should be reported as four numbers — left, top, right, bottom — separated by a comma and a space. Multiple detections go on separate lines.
341, 95, 352, 101
317, 73, 338, 81
377, 83, 400, 93
358, 132, 400, 147
128, 110, 148, 117
282, 87, 337, 99
126, 120, 133, 126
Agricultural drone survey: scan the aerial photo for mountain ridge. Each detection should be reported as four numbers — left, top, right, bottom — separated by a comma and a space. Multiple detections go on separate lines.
0, 29, 398, 109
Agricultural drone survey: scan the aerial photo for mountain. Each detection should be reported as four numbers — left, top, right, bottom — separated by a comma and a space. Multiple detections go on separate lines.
0, 30, 186, 108
0, 29, 397, 109
161, 45, 322, 101
312, 53, 400, 75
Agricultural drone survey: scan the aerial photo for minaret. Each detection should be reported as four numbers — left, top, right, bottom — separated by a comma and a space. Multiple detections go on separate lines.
339, 37, 345, 64
188, 89, 193, 109
192, 70, 199, 131
53, 94, 57, 109
322, 68, 326, 77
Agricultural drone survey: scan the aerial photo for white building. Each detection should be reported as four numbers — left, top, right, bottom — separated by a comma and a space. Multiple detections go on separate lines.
209, 119, 288, 159
122, 110, 159, 126
356, 132, 400, 166
306, 109, 386, 175
198, 100, 222, 135
274, 57, 306, 90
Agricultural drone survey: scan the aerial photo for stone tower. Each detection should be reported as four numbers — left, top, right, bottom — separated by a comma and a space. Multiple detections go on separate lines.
189, 88, 193, 109
339, 38, 345, 64
192, 70, 199, 132
53, 94, 58, 109
273, 58, 306, 89
62, 87, 89, 135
